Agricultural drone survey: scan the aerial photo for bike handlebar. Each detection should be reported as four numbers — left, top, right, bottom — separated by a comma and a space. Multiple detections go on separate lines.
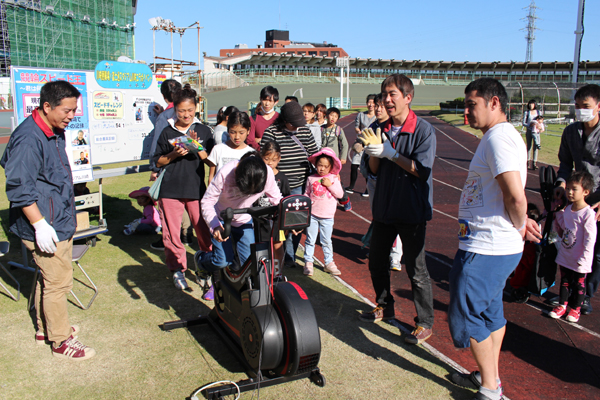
219, 205, 278, 239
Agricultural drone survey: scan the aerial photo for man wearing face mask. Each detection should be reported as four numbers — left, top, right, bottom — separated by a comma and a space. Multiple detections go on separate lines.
555, 84, 600, 316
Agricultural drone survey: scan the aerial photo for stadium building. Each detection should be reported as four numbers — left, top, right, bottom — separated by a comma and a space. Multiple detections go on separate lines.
0, 0, 137, 77
203, 49, 600, 93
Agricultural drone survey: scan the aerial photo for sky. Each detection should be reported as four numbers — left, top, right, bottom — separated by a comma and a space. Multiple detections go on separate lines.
133, 0, 599, 71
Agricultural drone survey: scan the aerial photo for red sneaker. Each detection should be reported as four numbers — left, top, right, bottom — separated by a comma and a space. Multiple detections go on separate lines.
548, 305, 566, 319
566, 308, 581, 323
52, 335, 96, 361
36, 325, 80, 345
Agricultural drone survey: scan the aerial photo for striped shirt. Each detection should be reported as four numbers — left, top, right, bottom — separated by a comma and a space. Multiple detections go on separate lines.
262, 125, 318, 189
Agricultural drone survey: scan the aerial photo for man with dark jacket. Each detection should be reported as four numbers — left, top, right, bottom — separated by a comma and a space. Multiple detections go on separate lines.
1, 81, 95, 361
554, 84, 600, 315
358, 74, 436, 345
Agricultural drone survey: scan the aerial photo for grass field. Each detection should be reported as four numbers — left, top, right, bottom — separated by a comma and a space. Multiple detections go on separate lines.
0, 163, 477, 399
431, 111, 563, 166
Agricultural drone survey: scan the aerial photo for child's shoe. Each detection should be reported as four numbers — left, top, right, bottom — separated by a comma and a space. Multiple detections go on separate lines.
123, 227, 134, 235
303, 262, 314, 276
324, 262, 341, 276
342, 199, 352, 212
202, 285, 214, 301
548, 304, 566, 319
566, 308, 581, 323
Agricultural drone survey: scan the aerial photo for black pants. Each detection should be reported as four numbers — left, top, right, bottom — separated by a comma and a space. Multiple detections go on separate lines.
369, 220, 434, 329
348, 164, 359, 189
559, 266, 586, 309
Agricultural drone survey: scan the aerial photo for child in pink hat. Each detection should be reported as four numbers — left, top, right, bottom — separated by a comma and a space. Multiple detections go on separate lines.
303, 147, 344, 276
125, 187, 161, 235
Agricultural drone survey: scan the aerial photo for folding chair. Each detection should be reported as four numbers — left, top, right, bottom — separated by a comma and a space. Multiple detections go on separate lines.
28, 244, 98, 311
0, 242, 20, 301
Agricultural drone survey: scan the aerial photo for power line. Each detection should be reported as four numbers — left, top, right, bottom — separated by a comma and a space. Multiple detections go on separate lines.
521, 0, 541, 62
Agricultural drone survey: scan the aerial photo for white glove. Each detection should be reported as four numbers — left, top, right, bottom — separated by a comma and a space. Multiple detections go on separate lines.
365, 139, 397, 160
32, 218, 59, 254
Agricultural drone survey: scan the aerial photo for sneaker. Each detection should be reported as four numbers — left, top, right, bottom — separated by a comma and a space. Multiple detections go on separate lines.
181, 232, 194, 245
390, 260, 402, 271
449, 371, 481, 390
52, 335, 96, 361
173, 271, 189, 290
342, 199, 352, 212
512, 287, 530, 304
547, 295, 560, 306
449, 371, 503, 396
202, 285, 214, 301
548, 304, 566, 319
123, 227, 134, 235
36, 325, 80, 346
566, 308, 581, 323
151, 238, 165, 250
404, 325, 432, 344
303, 261, 314, 276
581, 296, 592, 315
345, 187, 354, 194
284, 258, 297, 268
359, 306, 395, 322
361, 191, 369, 198
324, 262, 341, 276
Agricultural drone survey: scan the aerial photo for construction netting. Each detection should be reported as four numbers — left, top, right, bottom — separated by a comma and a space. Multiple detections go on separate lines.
3, 0, 134, 74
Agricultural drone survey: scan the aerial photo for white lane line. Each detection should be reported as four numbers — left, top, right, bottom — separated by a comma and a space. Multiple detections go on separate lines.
436, 155, 469, 172
521, 299, 600, 339
429, 117, 540, 180
433, 208, 459, 221
435, 155, 541, 196
434, 178, 463, 192
432, 125, 475, 155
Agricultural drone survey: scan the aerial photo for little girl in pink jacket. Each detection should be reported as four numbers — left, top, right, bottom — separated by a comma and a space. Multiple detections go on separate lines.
303, 147, 344, 276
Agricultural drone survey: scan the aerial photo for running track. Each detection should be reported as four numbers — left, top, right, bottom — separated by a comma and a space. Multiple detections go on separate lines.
305, 112, 600, 400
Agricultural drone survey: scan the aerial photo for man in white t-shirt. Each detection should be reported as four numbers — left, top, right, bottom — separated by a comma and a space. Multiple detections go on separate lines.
448, 78, 541, 400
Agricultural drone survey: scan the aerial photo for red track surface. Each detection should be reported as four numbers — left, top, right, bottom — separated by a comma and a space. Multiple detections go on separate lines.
306, 113, 600, 400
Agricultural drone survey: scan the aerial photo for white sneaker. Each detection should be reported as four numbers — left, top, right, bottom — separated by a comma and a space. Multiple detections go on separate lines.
173, 271, 189, 290
390, 260, 402, 271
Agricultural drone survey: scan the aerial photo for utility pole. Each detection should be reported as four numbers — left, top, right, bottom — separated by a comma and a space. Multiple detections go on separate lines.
521, 1, 540, 62
572, 0, 585, 83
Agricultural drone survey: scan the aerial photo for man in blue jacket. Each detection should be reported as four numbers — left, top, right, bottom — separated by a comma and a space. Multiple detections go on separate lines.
1, 80, 95, 361
358, 74, 436, 345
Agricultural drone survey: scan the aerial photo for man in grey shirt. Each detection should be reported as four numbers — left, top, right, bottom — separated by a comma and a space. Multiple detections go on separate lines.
555, 84, 600, 315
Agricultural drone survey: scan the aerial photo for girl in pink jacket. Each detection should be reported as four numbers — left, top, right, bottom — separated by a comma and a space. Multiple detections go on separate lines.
549, 171, 597, 323
303, 147, 344, 276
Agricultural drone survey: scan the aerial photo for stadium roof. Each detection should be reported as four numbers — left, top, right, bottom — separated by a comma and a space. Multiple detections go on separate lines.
206, 53, 600, 73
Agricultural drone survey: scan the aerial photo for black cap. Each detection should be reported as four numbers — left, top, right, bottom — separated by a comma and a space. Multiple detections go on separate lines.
280, 101, 306, 128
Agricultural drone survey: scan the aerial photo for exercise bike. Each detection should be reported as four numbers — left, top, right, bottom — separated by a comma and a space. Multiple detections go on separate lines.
162, 195, 325, 399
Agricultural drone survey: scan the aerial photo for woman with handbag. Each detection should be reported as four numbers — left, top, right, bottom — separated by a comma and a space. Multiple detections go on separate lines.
151, 87, 214, 290
261, 101, 319, 267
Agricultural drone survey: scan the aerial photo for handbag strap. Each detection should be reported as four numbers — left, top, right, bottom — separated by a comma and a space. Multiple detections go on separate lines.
289, 133, 310, 157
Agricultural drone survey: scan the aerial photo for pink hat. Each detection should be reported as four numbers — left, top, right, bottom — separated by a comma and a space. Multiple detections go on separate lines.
129, 186, 155, 204
308, 147, 342, 176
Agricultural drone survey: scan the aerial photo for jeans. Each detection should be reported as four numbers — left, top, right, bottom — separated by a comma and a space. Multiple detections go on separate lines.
369, 220, 434, 329
285, 186, 304, 262
304, 215, 334, 265
199, 223, 254, 273
135, 223, 158, 234
526, 130, 541, 162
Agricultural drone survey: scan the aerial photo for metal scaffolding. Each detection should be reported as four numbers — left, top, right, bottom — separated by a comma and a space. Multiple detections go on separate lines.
0, 0, 135, 76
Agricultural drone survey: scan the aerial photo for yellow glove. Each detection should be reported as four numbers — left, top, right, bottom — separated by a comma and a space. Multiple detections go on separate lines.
357, 127, 382, 147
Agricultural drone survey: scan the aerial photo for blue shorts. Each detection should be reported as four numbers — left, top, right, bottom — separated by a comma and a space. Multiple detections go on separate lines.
448, 249, 522, 348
